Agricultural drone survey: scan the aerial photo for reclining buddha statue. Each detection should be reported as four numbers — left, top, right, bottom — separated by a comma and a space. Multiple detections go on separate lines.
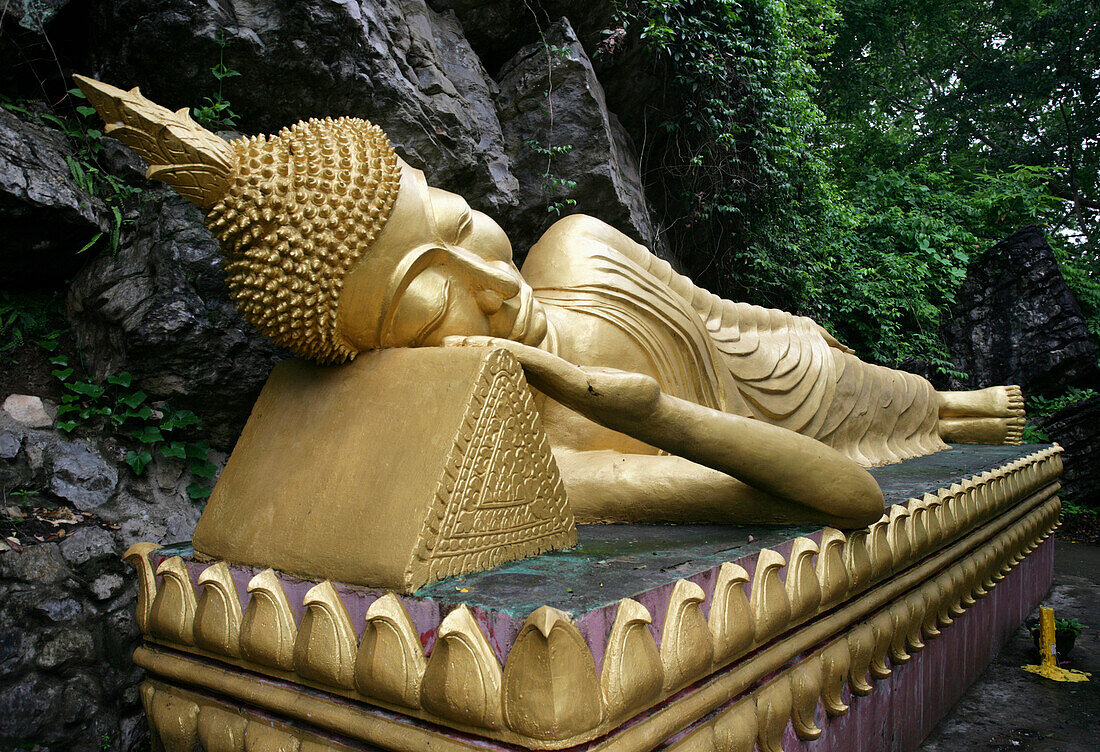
76, 76, 1025, 587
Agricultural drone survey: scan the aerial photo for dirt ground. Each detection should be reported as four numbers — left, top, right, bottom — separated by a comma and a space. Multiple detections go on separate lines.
918, 539, 1100, 751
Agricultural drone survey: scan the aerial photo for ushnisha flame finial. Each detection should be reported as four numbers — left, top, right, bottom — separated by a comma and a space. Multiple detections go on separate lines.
75, 76, 403, 362
73, 75, 234, 210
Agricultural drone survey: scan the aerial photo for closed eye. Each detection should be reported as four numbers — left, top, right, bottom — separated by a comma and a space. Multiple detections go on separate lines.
455, 208, 473, 244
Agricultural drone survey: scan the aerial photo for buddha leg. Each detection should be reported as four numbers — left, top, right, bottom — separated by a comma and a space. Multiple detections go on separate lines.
937, 385, 1025, 444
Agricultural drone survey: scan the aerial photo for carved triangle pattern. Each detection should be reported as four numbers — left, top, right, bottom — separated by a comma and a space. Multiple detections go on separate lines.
420, 349, 573, 583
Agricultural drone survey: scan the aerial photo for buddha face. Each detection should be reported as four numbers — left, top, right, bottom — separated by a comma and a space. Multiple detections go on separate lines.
338, 161, 547, 351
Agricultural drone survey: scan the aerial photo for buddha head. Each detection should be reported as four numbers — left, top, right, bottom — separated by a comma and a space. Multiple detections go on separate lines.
74, 76, 546, 363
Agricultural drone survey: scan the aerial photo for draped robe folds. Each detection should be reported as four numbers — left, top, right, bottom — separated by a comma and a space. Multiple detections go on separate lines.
521, 222, 947, 468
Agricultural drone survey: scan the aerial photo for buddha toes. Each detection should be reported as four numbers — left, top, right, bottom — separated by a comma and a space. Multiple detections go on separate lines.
939, 385, 1027, 445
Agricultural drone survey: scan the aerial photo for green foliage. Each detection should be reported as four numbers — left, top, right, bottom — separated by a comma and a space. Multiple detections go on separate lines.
192, 31, 241, 130
1056, 250, 1100, 343
49, 355, 216, 499
605, 0, 1098, 369
525, 139, 578, 216
522, 28, 580, 218
1060, 497, 1097, 521
1021, 388, 1097, 443
620, 0, 837, 307
804, 163, 1065, 366
0, 291, 65, 363
818, 0, 1100, 358
7, 489, 40, 508
1054, 617, 1089, 636
1028, 387, 1099, 418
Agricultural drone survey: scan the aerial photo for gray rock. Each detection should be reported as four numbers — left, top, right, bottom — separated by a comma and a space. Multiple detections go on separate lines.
0, 624, 35, 678
24, 436, 46, 471
120, 713, 150, 752
37, 596, 83, 622
48, 439, 118, 511
60, 525, 117, 567
3, 394, 53, 428
115, 512, 167, 550
6, 0, 74, 30
426, 0, 616, 70
67, 190, 285, 449
497, 19, 660, 259
99, 472, 202, 541
0, 673, 63, 739
1033, 395, 1100, 508
91, 573, 125, 600
36, 626, 95, 669
86, 0, 518, 215
59, 670, 100, 724
153, 456, 184, 491
0, 542, 70, 584
164, 510, 198, 542
0, 107, 108, 291
938, 226, 1099, 394
0, 430, 21, 459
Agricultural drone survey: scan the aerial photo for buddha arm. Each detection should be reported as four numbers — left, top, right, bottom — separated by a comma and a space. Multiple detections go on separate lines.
444, 337, 885, 528
554, 450, 879, 528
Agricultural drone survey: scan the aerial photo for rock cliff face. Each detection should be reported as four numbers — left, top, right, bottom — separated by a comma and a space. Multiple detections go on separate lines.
1033, 395, 1100, 509
902, 225, 1099, 508
66, 188, 286, 450
0, 108, 107, 291
0, 3, 1097, 751
0, 405, 210, 751
496, 18, 660, 255
939, 226, 1099, 395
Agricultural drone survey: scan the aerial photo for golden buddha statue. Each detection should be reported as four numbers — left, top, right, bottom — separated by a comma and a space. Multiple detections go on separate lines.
76, 75, 1024, 542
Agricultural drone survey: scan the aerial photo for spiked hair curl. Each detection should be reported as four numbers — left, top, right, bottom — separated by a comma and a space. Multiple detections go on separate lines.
207, 118, 402, 363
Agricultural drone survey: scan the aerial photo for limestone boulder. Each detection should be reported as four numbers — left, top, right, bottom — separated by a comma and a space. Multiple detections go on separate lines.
0, 108, 108, 291
1033, 395, 1100, 508
67, 189, 286, 449
48, 438, 119, 512
941, 226, 1099, 395
83, 0, 518, 216
426, 0, 616, 72
3, 395, 53, 429
497, 18, 661, 258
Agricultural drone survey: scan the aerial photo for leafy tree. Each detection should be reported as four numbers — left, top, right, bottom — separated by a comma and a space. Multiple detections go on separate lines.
612, 0, 1097, 367
819, 0, 1100, 340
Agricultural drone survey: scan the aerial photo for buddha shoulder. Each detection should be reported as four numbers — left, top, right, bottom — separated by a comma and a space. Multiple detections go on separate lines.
522, 214, 658, 287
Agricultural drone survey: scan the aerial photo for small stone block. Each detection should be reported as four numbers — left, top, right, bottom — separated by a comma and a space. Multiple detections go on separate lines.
3, 394, 52, 428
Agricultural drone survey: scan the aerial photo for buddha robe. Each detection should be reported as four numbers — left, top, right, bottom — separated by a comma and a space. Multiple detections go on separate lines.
521, 218, 946, 467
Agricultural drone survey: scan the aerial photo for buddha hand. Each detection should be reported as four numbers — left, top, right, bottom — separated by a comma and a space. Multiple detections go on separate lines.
442, 336, 661, 426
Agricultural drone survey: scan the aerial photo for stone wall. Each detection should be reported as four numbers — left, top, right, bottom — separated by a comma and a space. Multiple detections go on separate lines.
1, 404, 210, 751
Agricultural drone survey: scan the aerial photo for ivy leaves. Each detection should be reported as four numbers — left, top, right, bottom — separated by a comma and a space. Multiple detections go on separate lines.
49, 355, 216, 500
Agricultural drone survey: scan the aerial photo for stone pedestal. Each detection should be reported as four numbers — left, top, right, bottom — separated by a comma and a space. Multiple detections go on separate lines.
126, 444, 1062, 752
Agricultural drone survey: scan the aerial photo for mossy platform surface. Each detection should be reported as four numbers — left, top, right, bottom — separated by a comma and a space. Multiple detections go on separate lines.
413, 444, 1048, 615
160, 444, 1048, 617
